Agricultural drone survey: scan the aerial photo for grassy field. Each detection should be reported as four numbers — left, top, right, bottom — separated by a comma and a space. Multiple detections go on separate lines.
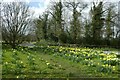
2, 45, 120, 79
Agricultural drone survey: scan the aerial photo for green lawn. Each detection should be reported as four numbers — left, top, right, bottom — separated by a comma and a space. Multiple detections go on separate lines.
2, 46, 120, 78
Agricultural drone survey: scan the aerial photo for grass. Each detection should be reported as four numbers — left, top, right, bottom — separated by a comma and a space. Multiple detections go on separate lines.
2, 45, 120, 78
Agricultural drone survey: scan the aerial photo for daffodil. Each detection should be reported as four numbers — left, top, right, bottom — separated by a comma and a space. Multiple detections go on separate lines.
105, 64, 108, 67
21, 49, 24, 51
5, 62, 8, 64
32, 58, 35, 61
103, 58, 106, 60
102, 65, 105, 67
46, 62, 50, 65
59, 65, 61, 67
16, 76, 19, 78
13, 50, 16, 53
112, 66, 116, 70
97, 63, 99, 65
20, 61, 23, 63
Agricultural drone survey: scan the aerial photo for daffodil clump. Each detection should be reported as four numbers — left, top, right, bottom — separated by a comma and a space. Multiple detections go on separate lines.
98, 64, 112, 73
2, 49, 26, 75
46, 46, 119, 74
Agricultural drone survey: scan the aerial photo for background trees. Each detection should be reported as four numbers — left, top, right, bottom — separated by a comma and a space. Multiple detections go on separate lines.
33, 0, 120, 48
2, 2, 33, 48
1, 1, 120, 48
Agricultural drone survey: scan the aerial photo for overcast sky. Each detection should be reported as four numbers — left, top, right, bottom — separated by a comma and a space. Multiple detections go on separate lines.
1, 0, 120, 18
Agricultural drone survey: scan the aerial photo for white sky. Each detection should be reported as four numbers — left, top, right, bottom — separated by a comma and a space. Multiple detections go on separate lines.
1, 0, 120, 18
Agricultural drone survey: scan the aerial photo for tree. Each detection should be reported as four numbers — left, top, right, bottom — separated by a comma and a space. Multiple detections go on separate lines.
0, 2, 1, 75
34, 19, 42, 41
105, 4, 115, 45
116, 1, 120, 38
2, 2, 33, 48
39, 13, 49, 40
34, 12, 49, 41
65, 1, 87, 43
84, 20, 92, 45
90, 1, 104, 45
48, 0, 64, 42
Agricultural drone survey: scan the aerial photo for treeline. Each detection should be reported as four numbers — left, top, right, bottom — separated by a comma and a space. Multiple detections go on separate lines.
34, 1, 120, 47
1, 1, 120, 48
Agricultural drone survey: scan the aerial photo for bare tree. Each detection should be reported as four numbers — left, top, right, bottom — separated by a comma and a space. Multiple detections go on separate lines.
2, 2, 33, 48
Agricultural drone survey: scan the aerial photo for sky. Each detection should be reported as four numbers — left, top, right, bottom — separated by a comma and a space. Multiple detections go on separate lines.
1, 0, 120, 18
28, 0, 50, 18
1, 0, 51, 18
